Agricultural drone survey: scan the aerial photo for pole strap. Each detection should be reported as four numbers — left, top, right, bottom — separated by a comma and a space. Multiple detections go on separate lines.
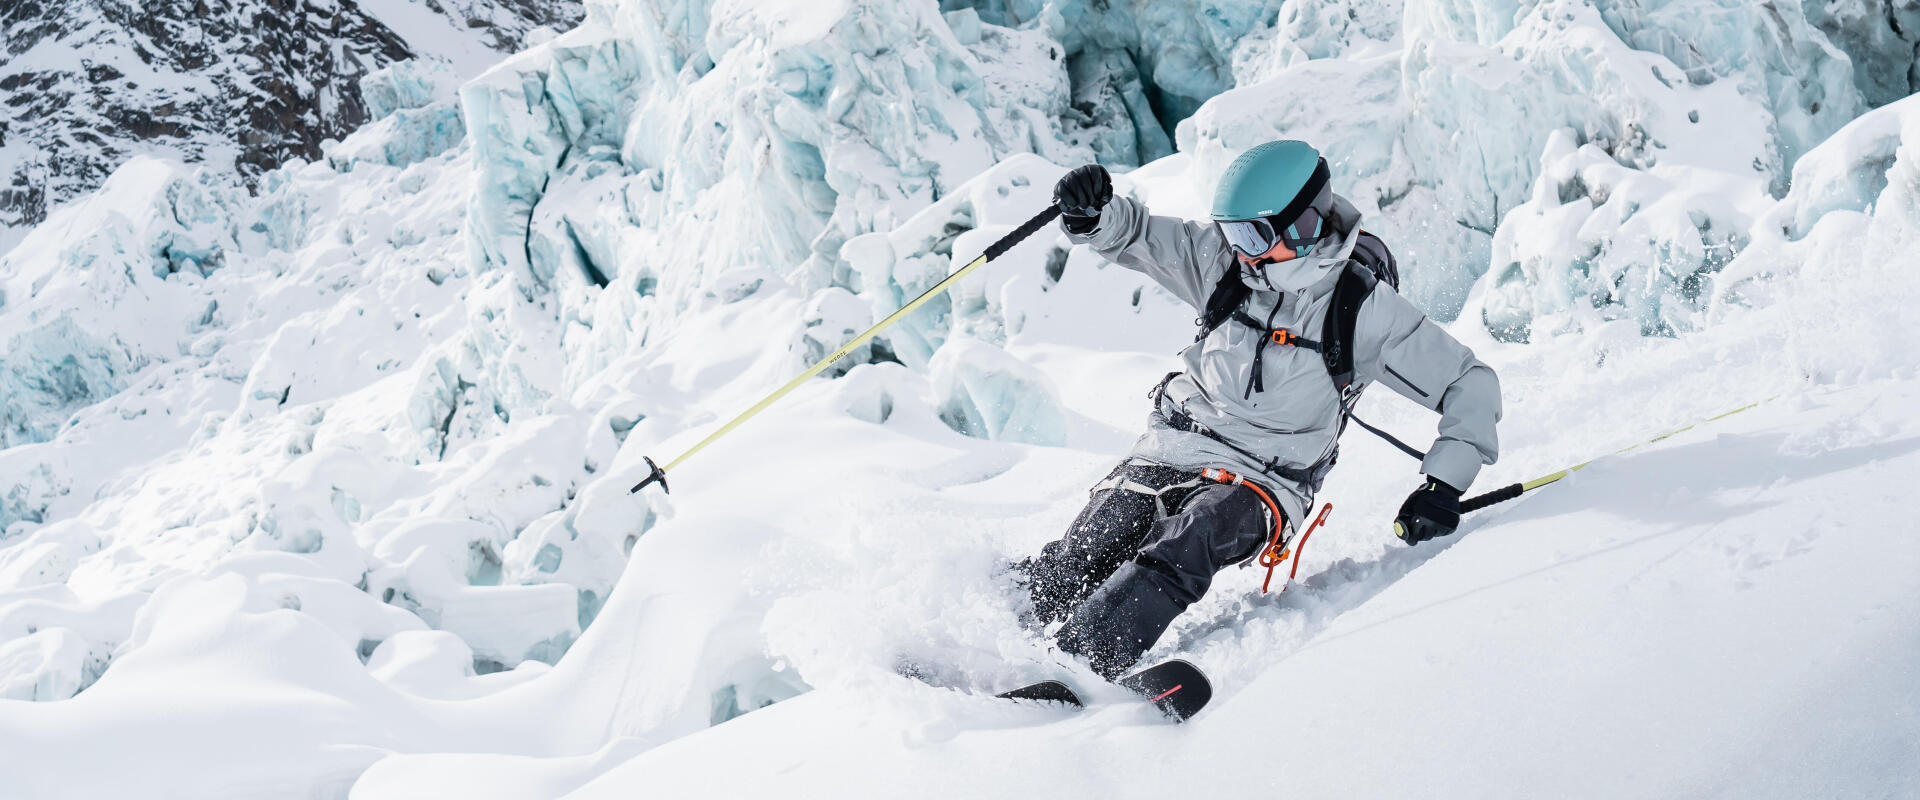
631, 205, 1063, 493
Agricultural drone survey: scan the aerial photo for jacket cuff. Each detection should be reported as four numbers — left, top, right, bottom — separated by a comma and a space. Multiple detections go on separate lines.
1420, 439, 1484, 493
1065, 197, 1132, 246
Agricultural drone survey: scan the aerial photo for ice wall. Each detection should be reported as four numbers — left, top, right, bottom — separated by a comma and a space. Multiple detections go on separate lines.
1803, 0, 1920, 107
0, 159, 240, 452
329, 61, 470, 173
445, 0, 1105, 437
943, 0, 1292, 166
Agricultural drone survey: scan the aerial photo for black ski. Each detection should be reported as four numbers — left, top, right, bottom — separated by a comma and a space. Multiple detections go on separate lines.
995, 679, 1082, 707
1117, 658, 1212, 722
993, 659, 1211, 721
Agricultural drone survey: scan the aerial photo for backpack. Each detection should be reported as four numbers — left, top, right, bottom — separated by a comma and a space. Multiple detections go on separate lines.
1172, 230, 1426, 480
1194, 229, 1400, 397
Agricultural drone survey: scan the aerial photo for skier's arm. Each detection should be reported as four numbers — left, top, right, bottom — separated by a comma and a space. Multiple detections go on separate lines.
1064, 196, 1233, 311
1351, 285, 1502, 491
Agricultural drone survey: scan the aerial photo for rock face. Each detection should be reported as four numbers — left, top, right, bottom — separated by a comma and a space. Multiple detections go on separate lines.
0, 0, 582, 243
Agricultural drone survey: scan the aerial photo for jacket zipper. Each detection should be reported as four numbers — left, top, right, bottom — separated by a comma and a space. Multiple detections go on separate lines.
1383, 363, 1429, 398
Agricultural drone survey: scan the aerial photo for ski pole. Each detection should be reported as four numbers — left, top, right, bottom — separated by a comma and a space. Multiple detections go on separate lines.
1460, 397, 1770, 513
630, 205, 1063, 494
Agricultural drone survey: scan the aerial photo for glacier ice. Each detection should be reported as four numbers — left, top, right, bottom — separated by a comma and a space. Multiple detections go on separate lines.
931, 337, 1068, 446
4, 0, 1920, 795
1802, 0, 1920, 108
1476, 127, 1770, 340
1704, 93, 1920, 380
0, 158, 241, 449
327, 60, 469, 173
951, 0, 1289, 165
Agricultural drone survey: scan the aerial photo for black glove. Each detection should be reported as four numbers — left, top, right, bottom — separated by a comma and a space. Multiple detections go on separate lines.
1393, 478, 1461, 545
1053, 164, 1112, 235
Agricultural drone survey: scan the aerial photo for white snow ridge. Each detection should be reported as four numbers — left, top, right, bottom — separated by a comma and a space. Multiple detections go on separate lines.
2, 0, 1918, 798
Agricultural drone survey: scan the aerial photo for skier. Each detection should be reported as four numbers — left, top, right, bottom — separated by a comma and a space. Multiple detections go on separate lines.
1022, 141, 1502, 678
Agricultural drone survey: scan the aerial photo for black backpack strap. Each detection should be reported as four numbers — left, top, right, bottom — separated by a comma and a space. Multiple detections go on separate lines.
1194, 267, 1252, 343
1349, 230, 1399, 290
1321, 260, 1377, 393
1322, 234, 1425, 462
1195, 230, 1395, 397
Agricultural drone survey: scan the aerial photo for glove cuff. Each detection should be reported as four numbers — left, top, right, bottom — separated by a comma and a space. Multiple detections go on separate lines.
1062, 212, 1100, 236
1425, 477, 1462, 497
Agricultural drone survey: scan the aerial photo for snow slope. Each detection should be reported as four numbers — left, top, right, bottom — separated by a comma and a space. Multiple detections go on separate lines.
2, 0, 1919, 796
551, 379, 1920, 799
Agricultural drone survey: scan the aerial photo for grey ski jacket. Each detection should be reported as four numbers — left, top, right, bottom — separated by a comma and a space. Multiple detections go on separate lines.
1068, 194, 1502, 528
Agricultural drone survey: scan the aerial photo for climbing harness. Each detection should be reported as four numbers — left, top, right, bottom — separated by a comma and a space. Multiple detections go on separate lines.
1199, 467, 1329, 594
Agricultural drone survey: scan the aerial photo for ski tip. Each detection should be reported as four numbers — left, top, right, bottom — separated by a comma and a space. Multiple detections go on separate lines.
995, 680, 1084, 708
1118, 659, 1213, 722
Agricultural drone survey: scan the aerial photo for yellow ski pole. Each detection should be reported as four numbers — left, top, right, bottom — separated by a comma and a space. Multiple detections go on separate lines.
1459, 397, 1771, 513
630, 205, 1062, 494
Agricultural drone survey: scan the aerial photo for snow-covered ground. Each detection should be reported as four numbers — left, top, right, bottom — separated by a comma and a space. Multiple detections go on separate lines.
532, 379, 1920, 800
3, 0, 1918, 796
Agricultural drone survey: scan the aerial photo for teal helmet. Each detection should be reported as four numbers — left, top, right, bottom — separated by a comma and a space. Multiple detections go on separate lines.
1211, 140, 1334, 258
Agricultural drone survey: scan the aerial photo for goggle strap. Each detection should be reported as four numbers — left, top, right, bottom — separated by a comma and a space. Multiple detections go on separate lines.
1271, 158, 1331, 230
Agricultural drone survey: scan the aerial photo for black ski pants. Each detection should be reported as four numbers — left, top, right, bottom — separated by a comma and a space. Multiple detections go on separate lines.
1022, 461, 1276, 677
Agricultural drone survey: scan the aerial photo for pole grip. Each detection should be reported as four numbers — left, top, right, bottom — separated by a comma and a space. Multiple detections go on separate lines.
1460, 482, 1524, 513
985, 206, 1062, 261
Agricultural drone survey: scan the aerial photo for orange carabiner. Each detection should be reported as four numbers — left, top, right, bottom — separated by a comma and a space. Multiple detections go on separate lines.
1271, 503, 1332, 593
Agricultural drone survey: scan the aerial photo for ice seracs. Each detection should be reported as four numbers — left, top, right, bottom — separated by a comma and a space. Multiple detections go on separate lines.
3, 0, 1920, 796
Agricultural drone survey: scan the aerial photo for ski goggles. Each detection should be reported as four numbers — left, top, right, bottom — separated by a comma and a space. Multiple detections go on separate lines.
1217, 205, 1327, 259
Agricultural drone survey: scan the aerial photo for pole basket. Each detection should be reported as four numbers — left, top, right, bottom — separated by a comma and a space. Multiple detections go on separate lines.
630, 456, 669, 494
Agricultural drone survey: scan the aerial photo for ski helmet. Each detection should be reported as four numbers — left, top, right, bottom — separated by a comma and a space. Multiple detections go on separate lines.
1211, 141, 1334, 259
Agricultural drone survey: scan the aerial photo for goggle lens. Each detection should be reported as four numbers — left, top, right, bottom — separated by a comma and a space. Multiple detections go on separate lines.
1218, 218, 1276, 257
1218, 207, 1326, 258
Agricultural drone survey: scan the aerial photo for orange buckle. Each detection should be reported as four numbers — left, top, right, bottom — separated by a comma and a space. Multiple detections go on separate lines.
1270, 329, 1295, 346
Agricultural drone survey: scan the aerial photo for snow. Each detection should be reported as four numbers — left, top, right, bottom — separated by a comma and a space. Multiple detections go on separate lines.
3, 0, 1919, 796
356, 0, 518, 79
557, 377, 1920, 799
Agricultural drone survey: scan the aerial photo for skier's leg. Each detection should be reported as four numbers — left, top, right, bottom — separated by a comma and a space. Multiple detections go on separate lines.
1054, 482, 1272, 677
1020, 463, 1188, 626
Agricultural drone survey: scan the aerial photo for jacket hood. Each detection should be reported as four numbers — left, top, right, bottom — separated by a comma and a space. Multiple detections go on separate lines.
1244, 192, 1363, 297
